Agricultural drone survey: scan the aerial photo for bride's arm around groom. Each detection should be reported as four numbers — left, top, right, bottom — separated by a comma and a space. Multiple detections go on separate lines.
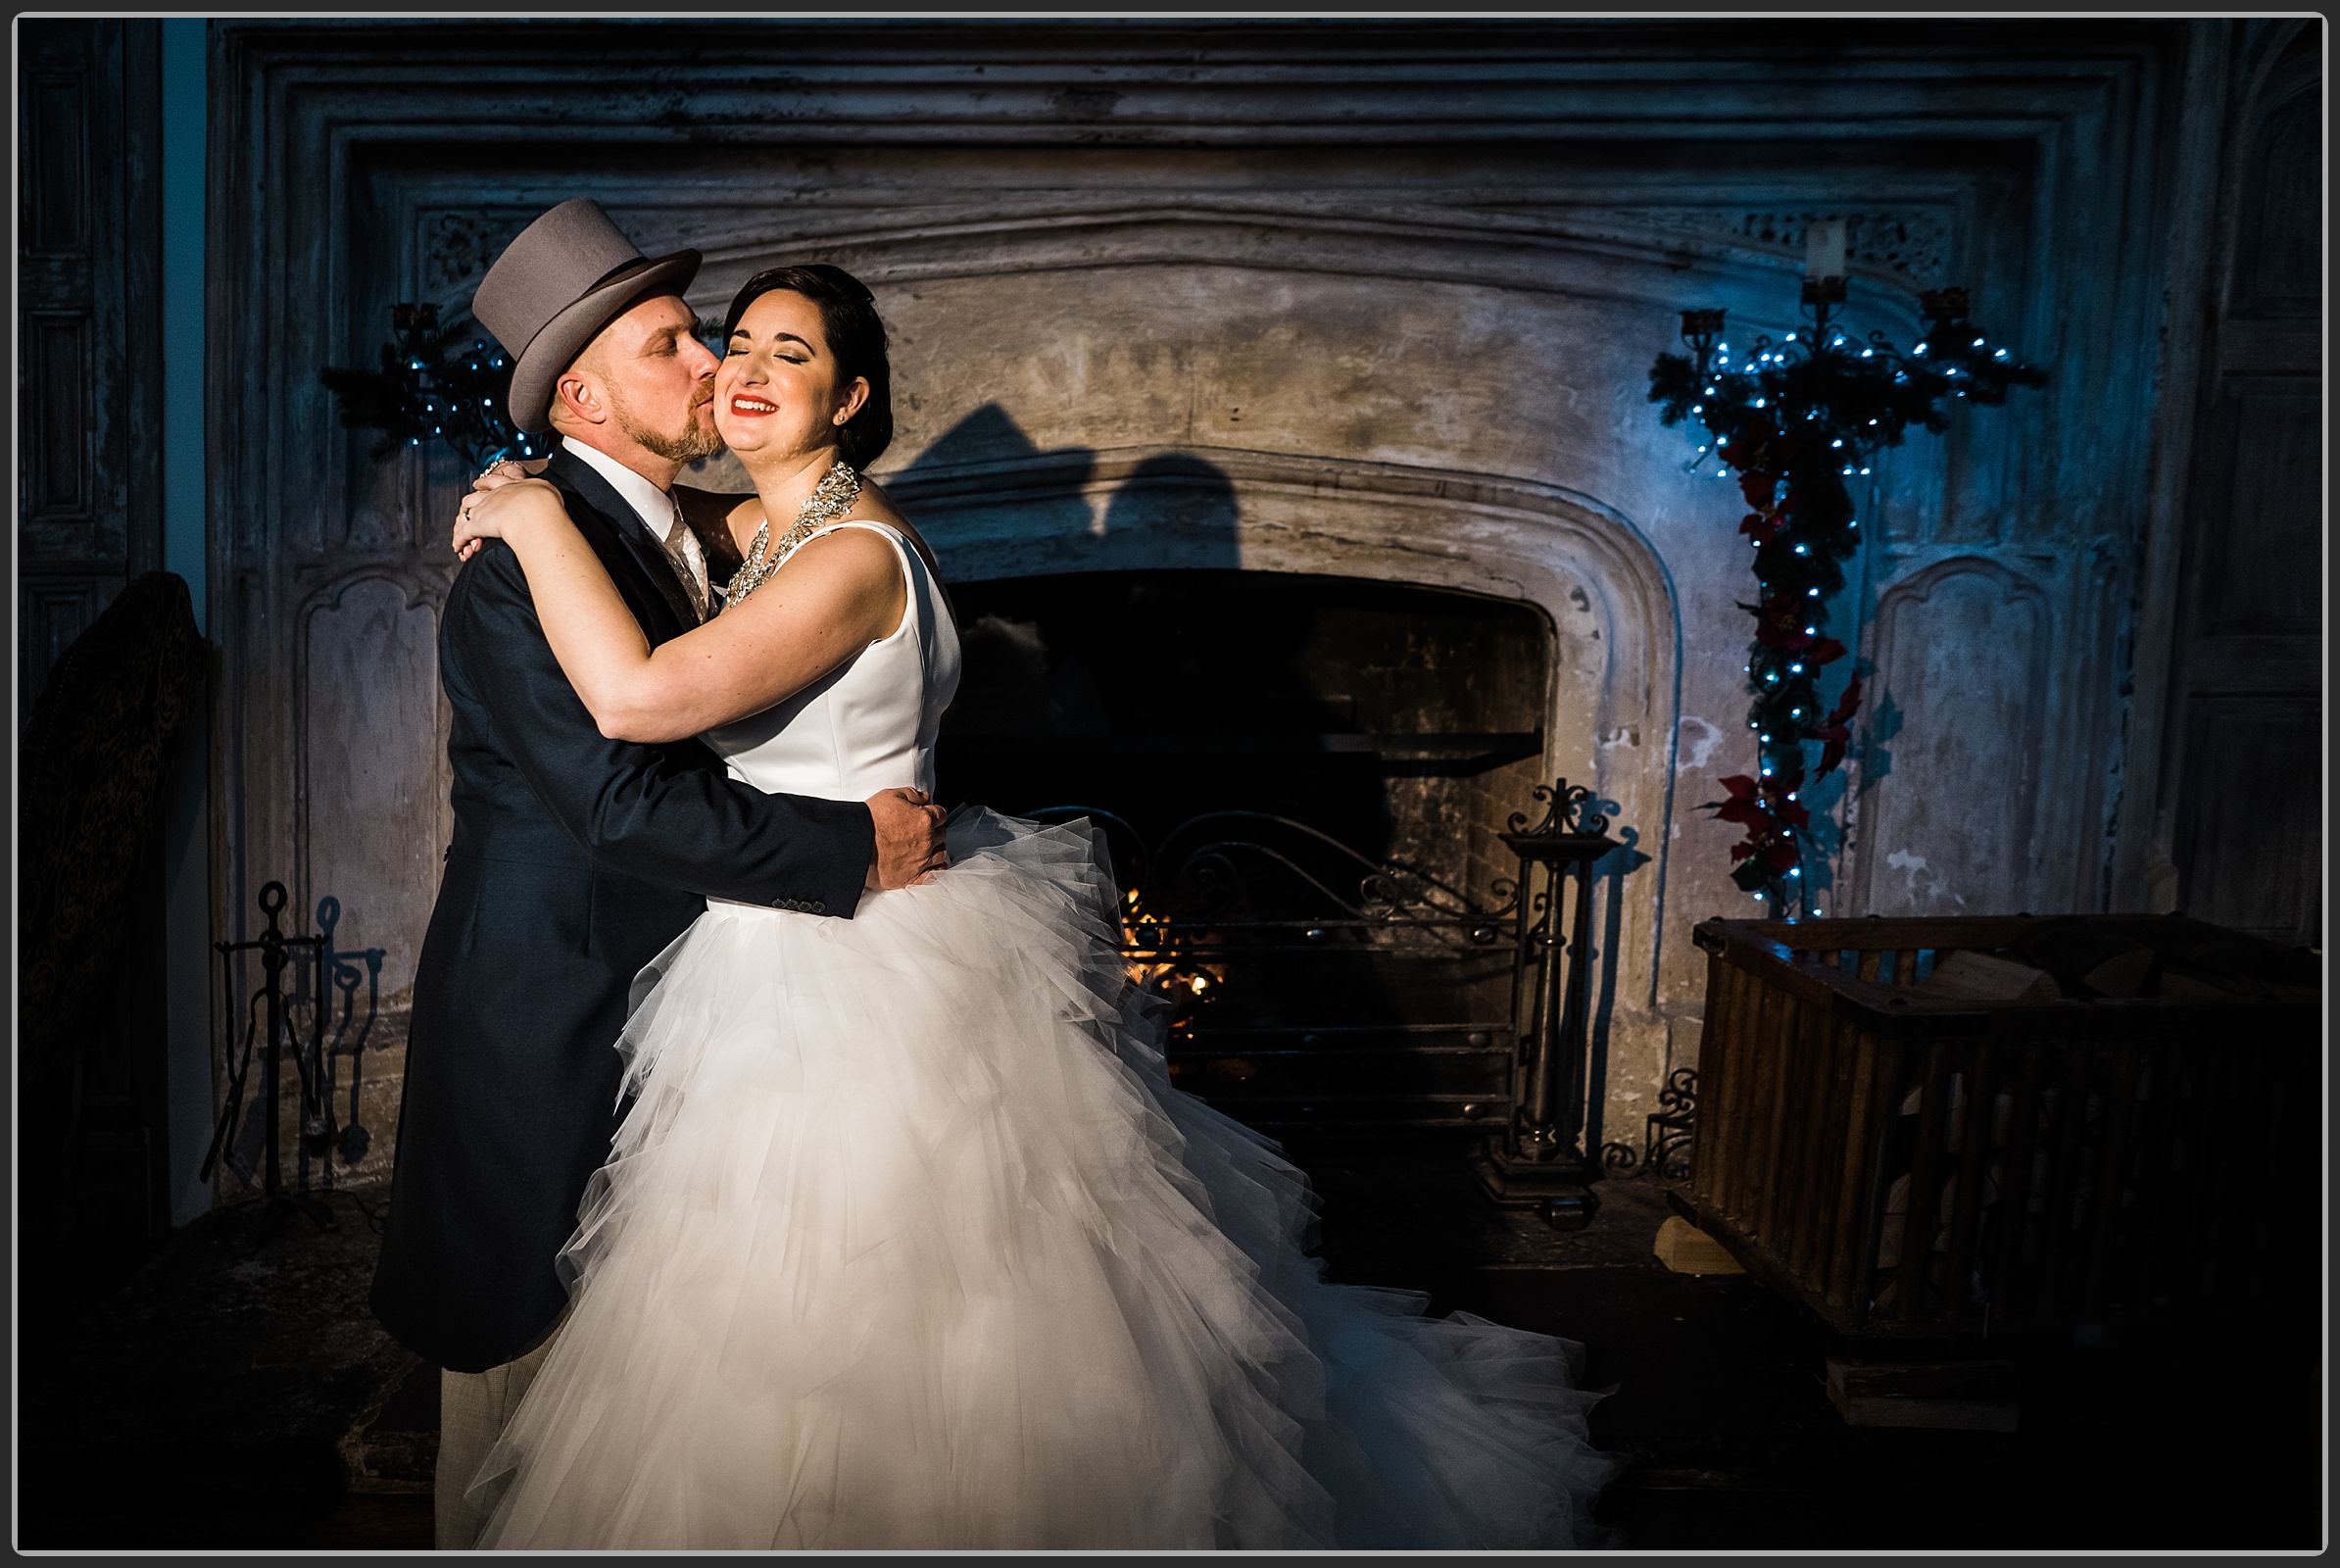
440, 523, 880, 908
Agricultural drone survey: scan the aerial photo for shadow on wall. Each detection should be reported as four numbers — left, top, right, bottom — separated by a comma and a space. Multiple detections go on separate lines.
890, 402, 1245, 568
1099, 451, 1245, 570
900, 401, 1389, 854
889, 401, 1101, 553
1585, 815, 1655, 1159
20, 571, 206, 1264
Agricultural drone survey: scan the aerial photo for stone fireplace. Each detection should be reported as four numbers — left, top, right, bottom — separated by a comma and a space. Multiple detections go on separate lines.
940, 566, 1552, 878
207, 20, 2208, 1199
782, 429, 1678, 1153
936, 564, 1556, 1151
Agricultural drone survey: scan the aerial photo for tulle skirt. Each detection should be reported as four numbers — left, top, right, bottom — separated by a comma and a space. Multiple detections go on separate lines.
468, 806, 1620, 1549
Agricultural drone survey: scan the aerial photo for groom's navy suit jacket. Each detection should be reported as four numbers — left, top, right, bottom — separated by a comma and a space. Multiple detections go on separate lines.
369, 449, 874, 1374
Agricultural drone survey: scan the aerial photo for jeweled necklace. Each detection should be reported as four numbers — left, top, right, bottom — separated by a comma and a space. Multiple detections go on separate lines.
725, 458, 863, 606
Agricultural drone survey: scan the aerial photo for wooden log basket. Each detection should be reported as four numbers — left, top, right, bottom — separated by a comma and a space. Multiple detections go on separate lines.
1677, 913, 2318, 1348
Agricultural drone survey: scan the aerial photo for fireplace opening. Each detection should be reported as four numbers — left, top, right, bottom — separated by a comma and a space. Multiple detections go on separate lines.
937, 568, 1556, 1164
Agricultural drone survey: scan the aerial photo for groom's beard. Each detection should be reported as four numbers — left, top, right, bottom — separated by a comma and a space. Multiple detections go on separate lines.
612, 383, 725, 465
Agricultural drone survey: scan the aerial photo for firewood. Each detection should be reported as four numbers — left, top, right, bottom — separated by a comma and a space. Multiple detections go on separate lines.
2008, 919, 2152, 994
1914, 950, 2063, 1004
1653, 1215, 1744, 1275
2079, 945, 2157, 998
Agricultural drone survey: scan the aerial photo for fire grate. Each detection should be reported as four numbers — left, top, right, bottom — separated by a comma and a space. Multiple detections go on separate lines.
1030, 777, 1624, 1226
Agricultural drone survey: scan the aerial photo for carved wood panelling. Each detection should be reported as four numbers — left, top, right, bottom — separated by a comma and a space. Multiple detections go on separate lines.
19, 578, 108, 682
15, 20, 171, 1239
2225, 85, 2317, 317
2142, 22, 2320, 943
1851, 558, 2052, 917
22, 71, 90, 254
2065, 543, 2127, 909
23, 311, 94, 521
2194, 380, 2318, 638
299, 573, 449, 1012
17, 20, 164, 707
2173, 697, 2319, 940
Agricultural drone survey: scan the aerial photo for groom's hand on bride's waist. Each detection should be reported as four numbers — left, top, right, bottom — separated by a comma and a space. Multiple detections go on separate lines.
866, 787, 950, 891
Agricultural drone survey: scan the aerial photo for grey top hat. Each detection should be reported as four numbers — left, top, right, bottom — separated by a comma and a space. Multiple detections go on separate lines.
471, 198, 703, 430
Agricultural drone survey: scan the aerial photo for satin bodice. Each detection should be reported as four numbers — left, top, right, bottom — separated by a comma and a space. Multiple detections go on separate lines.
701, 520, 962, 802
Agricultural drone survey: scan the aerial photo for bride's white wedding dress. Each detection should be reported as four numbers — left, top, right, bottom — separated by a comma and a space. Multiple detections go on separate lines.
466, 519, 1621, 1549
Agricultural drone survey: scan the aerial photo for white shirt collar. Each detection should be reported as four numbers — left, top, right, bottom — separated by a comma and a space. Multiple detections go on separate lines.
560, 434, 675, 538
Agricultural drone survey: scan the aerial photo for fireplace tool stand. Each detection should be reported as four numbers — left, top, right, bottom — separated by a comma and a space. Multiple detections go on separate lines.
1470, 780, 1622, 1230
201, 881, 338, 1237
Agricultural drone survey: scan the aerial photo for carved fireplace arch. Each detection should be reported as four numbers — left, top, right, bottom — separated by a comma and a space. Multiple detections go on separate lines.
885, 442, 1684, 1026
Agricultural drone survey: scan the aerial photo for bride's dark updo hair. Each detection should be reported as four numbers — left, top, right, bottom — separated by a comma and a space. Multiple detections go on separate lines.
720, 263, 894, 470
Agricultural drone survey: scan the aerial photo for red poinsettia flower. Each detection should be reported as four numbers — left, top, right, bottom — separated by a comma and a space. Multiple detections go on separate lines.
1751, 596, 1819, 650
1722, 821, 1802, 877
1766, 787, 1811, 831
1737, 472, 1778, 511
1706, 774, 1809, 882
1810, 672, 1866, 775
1708, 773, 1768, 828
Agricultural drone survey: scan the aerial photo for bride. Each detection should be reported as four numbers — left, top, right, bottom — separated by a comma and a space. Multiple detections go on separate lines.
450, 262, 1622, 1550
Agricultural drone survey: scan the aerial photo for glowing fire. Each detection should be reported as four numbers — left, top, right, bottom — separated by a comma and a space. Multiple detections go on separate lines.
1120, 885, 1225, 1030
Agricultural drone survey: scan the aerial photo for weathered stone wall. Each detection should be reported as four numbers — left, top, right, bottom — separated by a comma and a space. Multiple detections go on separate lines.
208, 20, 2239, 1193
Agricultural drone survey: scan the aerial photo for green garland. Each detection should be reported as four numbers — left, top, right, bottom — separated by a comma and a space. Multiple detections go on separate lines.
320, 303, 732, 471
1647, 288, 2046, 913
319, 304, 546, 471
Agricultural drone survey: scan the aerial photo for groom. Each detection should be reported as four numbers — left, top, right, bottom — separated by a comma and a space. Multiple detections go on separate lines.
366, 198, 949, 1548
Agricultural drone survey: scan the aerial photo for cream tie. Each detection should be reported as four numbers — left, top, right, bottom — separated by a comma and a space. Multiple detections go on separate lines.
660, 497, 709, 623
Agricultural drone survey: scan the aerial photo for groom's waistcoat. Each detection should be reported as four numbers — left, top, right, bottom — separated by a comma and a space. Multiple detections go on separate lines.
369, 449, 874, 1374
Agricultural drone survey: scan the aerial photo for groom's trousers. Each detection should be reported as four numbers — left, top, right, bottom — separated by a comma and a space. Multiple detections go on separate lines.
434, 1309, 566, 1548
